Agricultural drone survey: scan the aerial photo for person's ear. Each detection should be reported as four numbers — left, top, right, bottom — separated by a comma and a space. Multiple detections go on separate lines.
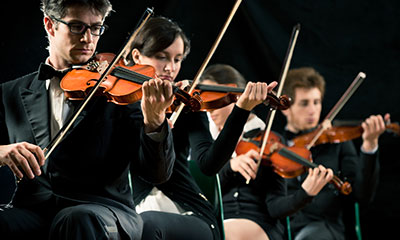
44, 16, 56, 37
131, 49, 142, 64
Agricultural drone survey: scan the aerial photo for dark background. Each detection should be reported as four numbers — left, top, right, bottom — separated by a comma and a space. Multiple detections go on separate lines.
1, 0, 399, 239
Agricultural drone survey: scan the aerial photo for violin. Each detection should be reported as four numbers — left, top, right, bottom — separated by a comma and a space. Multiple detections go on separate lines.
235, 130, 353, 195
182, 81, 291, 111
292, 122, 400, 147
60, 52, 202, 111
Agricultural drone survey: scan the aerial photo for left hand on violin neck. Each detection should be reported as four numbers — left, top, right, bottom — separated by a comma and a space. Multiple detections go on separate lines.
236, 81, 278, 111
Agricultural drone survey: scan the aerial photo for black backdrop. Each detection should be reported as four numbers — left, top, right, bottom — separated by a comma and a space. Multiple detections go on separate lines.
1, 1, 399, 239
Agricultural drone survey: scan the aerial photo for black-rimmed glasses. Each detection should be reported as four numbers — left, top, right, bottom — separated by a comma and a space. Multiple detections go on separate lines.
51, 16, 107, 36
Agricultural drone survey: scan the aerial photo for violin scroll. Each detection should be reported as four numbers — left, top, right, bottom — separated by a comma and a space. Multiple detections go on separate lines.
264, 93, 291, 110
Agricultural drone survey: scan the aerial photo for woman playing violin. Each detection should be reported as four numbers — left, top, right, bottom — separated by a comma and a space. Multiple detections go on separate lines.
204, 64, 334, 240
128, 16, 278, 240
280, 67, 389, 240
0, 1, 176, 239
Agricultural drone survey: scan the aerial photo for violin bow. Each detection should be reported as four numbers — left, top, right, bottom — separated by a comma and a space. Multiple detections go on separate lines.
247, 23, 301, 184
305, 72, 366, 149
168, 0, 243, 125
43, 8, 154, 161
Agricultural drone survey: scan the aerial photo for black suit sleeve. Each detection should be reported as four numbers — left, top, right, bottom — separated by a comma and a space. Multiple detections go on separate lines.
189, 105, 250, 176
127, 102, 175, 185
266, 173, 313, 219
354, 151, 380, 204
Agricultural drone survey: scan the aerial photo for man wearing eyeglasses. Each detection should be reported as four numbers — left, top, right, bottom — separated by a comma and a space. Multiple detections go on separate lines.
0, 1, 176, 239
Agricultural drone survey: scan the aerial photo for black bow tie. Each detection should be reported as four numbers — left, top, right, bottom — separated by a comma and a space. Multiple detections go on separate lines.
38, 63, 70, 81
283, 130, 300, 141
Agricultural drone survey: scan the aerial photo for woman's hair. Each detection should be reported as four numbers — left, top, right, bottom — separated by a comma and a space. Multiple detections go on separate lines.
41, 0, 113, 19
282, 67, 326, 102
131, 16, 191, 59
200, 64, 247, 88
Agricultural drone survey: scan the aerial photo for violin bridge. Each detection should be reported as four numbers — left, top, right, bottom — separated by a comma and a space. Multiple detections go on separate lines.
269, 142, 279, 153
85, 60, 109, 74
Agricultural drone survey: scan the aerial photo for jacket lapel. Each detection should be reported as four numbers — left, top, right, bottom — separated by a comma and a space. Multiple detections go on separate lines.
19, 77, 50, 148
19, 74, 97, 149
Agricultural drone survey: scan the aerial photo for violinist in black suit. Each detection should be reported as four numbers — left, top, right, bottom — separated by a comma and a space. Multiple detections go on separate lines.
0, 1, 175, 239
280, 67, 389, 240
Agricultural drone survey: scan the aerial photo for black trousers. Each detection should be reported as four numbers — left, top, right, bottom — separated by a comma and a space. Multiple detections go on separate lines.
0, 198, 55, 240
0, 197, 141, 240
140, 211, 215, 240
293, 221, 345, 240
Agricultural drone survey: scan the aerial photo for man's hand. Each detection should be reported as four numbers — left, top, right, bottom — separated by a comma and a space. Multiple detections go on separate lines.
0, 142, 45, 179
361, 113, 390, 152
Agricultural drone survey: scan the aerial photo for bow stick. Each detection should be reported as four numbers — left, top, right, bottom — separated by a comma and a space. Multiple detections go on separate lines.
304, 72, 366, 149
246, 23, 301, 184
169, 0, 243, 125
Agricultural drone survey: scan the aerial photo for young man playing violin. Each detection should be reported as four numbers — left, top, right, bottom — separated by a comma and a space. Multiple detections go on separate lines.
0, 1, 176, 239
203, 64, 334, 240
279, 67, 390, 240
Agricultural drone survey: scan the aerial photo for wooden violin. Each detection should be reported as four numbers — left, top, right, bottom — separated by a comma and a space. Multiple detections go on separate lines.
236, 130, 353, 195
292, 122, 400, 147
60, 52, 202, 111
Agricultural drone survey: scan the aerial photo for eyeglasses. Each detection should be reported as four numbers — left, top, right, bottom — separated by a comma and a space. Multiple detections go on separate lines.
51, 16, 107, 36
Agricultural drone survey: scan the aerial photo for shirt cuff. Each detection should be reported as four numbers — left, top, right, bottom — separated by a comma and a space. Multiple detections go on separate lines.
146, 121, 168, 142
361, 145, 378, 154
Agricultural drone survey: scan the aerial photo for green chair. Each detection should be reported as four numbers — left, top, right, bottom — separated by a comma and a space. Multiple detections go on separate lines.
354, 202, 362, 240
286, 202, 362, 240
188, 160, 225, 240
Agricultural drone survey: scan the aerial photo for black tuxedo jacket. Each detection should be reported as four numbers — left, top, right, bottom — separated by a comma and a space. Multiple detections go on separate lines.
0, 68, 175, 237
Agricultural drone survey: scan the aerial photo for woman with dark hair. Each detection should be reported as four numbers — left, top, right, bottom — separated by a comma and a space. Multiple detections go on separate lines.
129, 16, 278, 240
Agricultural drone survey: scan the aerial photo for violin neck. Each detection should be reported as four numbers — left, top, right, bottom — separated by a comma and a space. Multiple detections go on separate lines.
277, 147, 316, 168
195, 83, 244, 93
112, 66, 151, 84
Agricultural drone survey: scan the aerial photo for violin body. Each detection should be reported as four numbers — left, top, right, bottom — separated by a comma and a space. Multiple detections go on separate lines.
236, 131, 313, 179
60, 53, 154, 105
